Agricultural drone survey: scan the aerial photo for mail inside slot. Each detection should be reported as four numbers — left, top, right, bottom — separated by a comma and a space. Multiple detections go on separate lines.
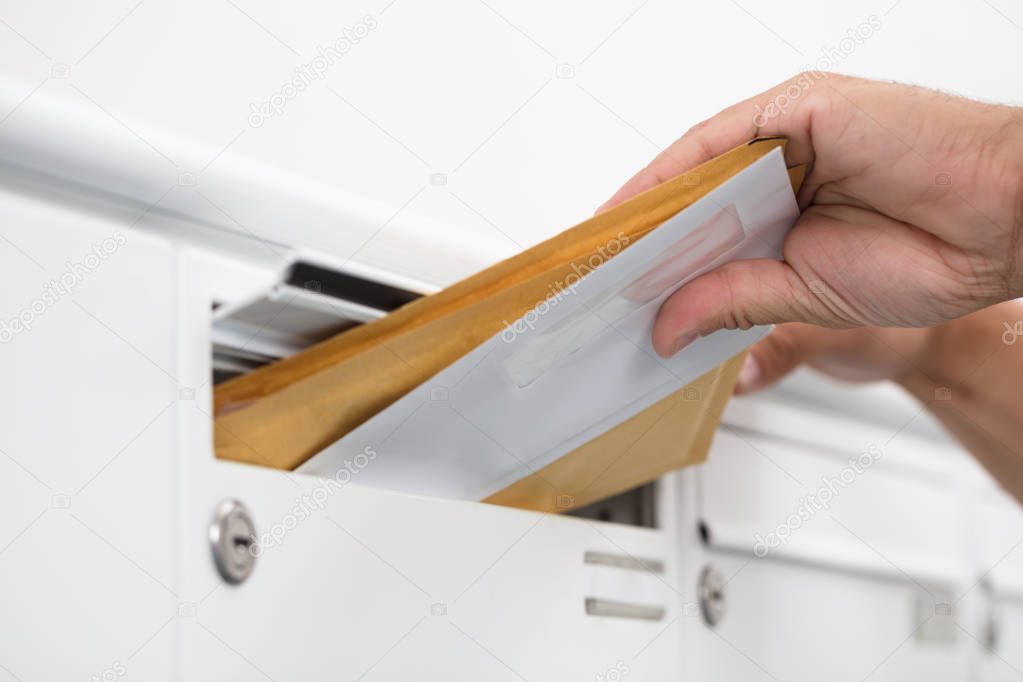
503, 204, 744, 389
214, 139, 804, 511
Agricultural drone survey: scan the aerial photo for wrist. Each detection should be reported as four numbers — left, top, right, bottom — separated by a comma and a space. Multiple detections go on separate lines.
996, 107, 1023, 296
896, 301, 1023, 404
894, 325, 953, 399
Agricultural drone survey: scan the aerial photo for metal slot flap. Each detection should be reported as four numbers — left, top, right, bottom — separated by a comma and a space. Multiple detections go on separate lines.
212, 260, 422, 381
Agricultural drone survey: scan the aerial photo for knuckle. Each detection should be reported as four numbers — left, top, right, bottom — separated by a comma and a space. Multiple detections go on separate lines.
756, 328, 802, 375
799, 84, 833, 117
714, 267, 758, 331
684, 119, 711, 137
682, 125, 715, 161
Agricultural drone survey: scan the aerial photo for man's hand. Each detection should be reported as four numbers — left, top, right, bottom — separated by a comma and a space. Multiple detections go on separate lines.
734, 303, 1023, 503
600, 74, 1023, 357
732, 324, 933, 395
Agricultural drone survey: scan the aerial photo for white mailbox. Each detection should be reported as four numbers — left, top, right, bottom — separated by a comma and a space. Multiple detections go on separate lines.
0, 83, 1020, 682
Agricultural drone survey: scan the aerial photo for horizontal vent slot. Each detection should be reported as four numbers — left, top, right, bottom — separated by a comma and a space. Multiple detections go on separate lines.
584, 598, 666, 621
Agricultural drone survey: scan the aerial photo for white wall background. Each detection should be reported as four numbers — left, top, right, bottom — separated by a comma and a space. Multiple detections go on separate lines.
1, 0, 1020, 269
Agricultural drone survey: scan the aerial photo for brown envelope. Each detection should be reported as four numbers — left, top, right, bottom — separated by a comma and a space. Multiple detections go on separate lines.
214, 138, 805, 512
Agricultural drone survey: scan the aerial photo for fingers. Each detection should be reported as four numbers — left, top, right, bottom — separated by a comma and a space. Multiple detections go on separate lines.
597, 72, 828, 213
735, 324, 821, 394
651, 257, 844, 358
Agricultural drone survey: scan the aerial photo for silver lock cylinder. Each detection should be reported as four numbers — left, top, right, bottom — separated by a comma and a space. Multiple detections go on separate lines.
209, 499, 257, 584
698, 564, 726, 628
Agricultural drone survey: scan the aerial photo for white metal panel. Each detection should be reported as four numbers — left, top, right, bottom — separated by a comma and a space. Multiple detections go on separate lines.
979, 600, 1023, 682
975, 491, 1023, 599
971, 488, 1023, 681
701, 551, 970, 682
699, 428, 970, 588
0, 186, 178, 681
173, 246, 684, 681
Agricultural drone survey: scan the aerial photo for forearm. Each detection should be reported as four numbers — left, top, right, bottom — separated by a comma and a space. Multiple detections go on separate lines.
898, 301, 1023, 502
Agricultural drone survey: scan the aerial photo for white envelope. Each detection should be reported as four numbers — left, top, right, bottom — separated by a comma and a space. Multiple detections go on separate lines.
298, 148, 800, 499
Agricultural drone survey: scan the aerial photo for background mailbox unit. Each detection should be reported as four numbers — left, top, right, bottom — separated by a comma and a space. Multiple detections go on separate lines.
1, 1, 1021, 680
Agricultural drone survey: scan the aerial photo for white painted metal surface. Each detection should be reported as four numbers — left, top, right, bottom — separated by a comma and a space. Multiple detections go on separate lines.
1, 2, 1022, 679
3, 109, 1021, 681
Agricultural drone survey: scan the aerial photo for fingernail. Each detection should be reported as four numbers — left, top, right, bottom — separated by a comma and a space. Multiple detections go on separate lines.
736, 354, 761, 393
669, 331, 699, 356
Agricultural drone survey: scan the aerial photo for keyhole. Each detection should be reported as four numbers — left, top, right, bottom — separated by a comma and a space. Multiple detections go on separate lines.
232, 534, 253, 553
210, 500, 258, 584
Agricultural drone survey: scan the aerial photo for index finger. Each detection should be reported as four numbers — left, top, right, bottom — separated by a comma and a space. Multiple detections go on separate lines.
596, 72, 825, 212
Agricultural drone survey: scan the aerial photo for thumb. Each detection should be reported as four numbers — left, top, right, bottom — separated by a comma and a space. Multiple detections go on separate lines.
652, 258, 841, 357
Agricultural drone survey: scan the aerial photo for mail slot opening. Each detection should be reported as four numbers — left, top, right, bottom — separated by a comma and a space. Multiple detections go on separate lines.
569, 482, 658, 528
209, 253, 743, 517
211, 260, 423, 385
